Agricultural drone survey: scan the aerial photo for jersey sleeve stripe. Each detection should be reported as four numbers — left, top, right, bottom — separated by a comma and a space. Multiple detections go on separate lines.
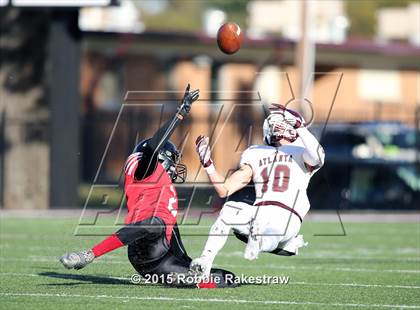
124, 152, 142, 175
125, 156, 139, 170
127, 160, 138, 176
124, 158, 136, 174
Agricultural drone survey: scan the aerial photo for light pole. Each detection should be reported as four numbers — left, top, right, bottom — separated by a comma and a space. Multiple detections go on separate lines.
295, 0, 315, 116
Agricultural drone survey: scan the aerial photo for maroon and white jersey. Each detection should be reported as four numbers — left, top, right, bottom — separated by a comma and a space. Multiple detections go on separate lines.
240, 139, 318, 219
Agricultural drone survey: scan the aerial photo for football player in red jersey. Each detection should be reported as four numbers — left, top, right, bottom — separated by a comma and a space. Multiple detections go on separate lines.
60, 85, 235, 288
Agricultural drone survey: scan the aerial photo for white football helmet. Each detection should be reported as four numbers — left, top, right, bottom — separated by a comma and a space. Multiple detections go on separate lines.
263, 107, 304, 145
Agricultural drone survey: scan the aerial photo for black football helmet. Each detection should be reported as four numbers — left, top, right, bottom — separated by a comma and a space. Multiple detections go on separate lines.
134, 139, 187, 183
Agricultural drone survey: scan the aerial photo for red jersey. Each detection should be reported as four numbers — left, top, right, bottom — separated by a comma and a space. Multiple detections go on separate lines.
123, 152, 178, 241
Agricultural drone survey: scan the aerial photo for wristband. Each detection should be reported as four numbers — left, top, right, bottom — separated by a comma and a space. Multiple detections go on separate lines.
203, 158, 213, 168
204, 163, 216, 175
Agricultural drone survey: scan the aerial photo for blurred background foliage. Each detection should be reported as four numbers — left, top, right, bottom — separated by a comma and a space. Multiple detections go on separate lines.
140, 0, 249, 32
139, 0, 419, 39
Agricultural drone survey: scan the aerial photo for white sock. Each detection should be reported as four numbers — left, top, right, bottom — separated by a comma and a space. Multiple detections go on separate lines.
201, 217, 230, 262
244, 220, 262, 260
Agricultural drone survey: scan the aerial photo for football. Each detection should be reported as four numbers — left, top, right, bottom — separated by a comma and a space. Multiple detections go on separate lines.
217, 22, 243, 55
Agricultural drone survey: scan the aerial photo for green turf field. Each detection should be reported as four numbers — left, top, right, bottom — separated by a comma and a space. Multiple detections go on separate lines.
0, 216, 419, 309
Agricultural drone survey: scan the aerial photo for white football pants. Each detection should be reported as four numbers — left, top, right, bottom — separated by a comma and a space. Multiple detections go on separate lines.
201, 201, 303, 265
217, 201, 302, 252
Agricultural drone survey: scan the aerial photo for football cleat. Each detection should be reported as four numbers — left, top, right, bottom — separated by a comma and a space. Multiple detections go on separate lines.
197, 278, 217, 289
190, 256, 212, 278
60, 250, 95, 270
166, 270, 200, 287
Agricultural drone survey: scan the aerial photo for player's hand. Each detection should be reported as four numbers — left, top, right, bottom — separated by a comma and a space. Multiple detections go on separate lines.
195, 135, 212, 167
269, 104, 305, 129
285, 108, 305, 129
178, 84, 199, 117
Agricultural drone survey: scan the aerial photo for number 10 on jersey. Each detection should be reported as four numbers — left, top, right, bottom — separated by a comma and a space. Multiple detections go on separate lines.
260, 165, 290, 193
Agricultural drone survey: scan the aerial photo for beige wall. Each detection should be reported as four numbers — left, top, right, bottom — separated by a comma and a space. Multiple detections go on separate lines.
170, 61, 212, 181
277, 66, 418, 124
83, 54, 419, 182
211, 64, 257, 177
313, 68, 418, 124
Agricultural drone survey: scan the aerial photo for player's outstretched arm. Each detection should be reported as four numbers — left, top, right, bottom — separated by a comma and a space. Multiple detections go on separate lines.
148, 84, 199, 151
296, 126, 325, 170
283, 108, 325, 170
195, 135, 252, 198
134, 84, 199, 180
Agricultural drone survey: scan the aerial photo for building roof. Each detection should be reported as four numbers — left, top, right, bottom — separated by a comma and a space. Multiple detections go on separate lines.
82, 30, 420, 69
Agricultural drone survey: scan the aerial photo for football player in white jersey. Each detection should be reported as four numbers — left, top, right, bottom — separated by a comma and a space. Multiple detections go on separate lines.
190, 104, 325, 277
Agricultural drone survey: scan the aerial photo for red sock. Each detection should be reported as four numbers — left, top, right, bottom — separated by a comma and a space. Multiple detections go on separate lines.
92, 234, 124, 257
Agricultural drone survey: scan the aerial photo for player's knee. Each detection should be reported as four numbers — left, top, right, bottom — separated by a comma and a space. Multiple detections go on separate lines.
219, 201, 253, 227
261, 236, 282, 252
210, 202, 244, 235
210, 218, 229, 235
142, 217, 166, 239
219, 201, 241, 222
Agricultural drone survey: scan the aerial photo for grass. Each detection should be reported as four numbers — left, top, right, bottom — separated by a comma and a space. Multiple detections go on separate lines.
0, 216, 419, 309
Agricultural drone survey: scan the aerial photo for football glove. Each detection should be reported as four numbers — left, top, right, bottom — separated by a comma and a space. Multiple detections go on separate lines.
60, 249, 95, 270
269, 103, 305, 129
177, 84, 199, 118
195, 135, 213, 168
284, 108, 305, 129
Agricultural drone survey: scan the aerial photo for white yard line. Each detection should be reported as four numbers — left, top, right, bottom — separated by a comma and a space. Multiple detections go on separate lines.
0, 292, 419, 309
291, 281, 420, 290
0, 257, 126, 264
2, 242, 418, 261
0, 272, 129, 281
224, 263, 420, 274
1, 272, 419, 290
1, 256, 419, 273
215, 250, 420, 261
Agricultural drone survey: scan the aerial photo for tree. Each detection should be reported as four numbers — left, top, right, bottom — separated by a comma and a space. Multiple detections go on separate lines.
346, 0, 418, 39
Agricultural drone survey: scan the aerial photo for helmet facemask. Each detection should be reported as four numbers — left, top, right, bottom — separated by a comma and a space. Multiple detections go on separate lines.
158, 148, 187, 183
263, 113, 298, 146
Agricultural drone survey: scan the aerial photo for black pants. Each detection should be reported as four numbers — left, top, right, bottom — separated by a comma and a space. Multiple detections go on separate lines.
127, 217, 236, 287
